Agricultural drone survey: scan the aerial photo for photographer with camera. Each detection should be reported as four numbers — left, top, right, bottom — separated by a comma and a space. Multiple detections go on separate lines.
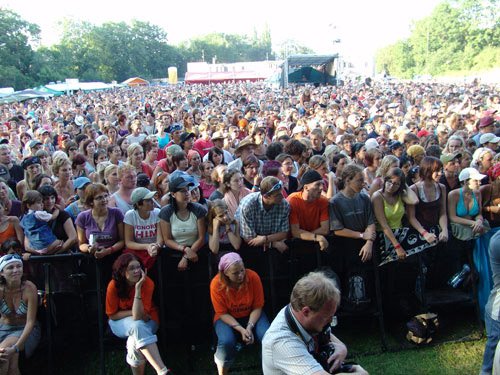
262, 271, 368, 375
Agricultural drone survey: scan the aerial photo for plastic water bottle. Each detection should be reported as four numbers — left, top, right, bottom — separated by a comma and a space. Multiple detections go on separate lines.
448, 264, 471, 288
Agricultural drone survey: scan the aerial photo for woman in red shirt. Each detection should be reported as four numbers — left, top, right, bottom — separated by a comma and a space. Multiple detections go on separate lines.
210, 252, 269, 375
106, 253, 172, 375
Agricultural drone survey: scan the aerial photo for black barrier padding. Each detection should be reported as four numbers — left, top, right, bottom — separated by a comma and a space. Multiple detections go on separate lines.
159, 246, 212, 345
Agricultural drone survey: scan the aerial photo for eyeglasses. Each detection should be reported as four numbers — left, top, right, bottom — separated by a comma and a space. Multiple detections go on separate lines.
385, 180, 401, 188
265, 181, 283, 196
127, 264, 142, 272
94, 194, 109, 201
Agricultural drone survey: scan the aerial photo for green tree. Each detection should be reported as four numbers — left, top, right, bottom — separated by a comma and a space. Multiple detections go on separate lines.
375, 0, 500, 77
276, 40, 314, 59
0, 8, 40, 89
375, 41, 415, 79
179, 29, 274, 64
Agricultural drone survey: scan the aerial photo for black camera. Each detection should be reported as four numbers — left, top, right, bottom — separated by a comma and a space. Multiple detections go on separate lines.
314, 326, 354, 374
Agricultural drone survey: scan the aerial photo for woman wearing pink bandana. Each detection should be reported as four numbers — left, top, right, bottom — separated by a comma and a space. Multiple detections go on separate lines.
209, 252, 269, 375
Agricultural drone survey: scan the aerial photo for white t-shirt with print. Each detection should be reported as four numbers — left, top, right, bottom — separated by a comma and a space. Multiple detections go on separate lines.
124, 208, 160, 244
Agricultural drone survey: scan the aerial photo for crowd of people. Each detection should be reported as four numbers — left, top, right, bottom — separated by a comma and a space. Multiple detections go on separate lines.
0, 79, 499, 374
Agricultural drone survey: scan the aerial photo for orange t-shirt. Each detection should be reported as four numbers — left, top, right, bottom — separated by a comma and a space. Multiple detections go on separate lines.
287, 191, 329, 232
105, 276, 159, 324
210, 269, 264, 323
0, 222, 17, 244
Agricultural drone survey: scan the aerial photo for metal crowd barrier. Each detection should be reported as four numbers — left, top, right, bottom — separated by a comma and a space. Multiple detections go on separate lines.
26, 239, 391, 374
28, 252, 106, 375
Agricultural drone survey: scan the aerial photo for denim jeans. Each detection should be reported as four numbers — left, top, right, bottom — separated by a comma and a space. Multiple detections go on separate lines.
108, 317, 158, 367
214, 312, 270, 368
481, 313, 500, 374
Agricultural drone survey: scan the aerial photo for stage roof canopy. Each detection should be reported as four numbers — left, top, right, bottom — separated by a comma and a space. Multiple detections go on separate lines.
285, 54, 338, 67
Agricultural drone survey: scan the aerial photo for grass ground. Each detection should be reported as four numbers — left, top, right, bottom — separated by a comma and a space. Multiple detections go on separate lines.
23, 306, 486, 375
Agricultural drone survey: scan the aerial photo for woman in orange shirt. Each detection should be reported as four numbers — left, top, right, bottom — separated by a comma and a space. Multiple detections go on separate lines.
209, 252, 269, 375
0, 201, 23, 246
105, 253, 172, 375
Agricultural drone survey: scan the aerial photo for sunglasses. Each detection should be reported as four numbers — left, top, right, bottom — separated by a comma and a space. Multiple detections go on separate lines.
265, 181, 284, 196
0, 254, 22, 262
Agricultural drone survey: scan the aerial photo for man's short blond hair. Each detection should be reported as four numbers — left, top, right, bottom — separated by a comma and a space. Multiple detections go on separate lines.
290, 271, 340, 312
118, 163, 136, 179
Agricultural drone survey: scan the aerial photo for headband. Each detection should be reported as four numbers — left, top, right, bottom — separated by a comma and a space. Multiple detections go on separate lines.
0, 254, 23, 272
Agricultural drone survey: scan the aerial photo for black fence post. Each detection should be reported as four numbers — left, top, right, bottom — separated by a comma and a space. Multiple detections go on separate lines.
42, 262, 53, 375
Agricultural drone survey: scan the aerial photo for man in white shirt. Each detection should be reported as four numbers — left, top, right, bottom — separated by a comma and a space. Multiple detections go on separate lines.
262, 272, 368, 375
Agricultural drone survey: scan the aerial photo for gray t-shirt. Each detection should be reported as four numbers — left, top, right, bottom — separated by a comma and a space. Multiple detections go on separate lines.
123, 208, 160, 244
159, 203, 207, 246
329, 191, 374, 232
126, 133, 147, 145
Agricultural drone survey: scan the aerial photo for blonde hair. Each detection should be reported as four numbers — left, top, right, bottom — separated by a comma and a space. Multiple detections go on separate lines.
117, 163, 136, 180
308, 155, 328, 170
52, 155, 71, 176
96, 161, 112, 183
207, 199, 231, 235
127, 143, 144, 164
104, 164, 118, 182
290, 271, 340, 312
375, 155, 399, 178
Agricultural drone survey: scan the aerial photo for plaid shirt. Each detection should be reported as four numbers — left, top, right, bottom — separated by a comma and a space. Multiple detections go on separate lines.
235, 192, 290, 240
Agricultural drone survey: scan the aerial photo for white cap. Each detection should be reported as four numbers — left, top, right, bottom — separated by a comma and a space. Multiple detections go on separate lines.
365, 138, 379, 151
480, 133, 500, 145
458, 167, 487, 182
292, 125, 306, 135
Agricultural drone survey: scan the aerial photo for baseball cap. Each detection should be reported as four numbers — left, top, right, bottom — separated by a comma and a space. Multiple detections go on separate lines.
365, 138, 379, 151
440, 152, 462, 165
169, 176, 194, 193
458, 167, 486, 182
73, 177, 91, 190
292, 125, 306, 135
389, 141, 403, 150
183, 175, 200, 191
169, 124, 183, 133
166, 144, 182, 156
28, 140, 42, 149
180, 132, 195, 143
130, 187, 156, 205
21, 156, 41, 170
36, 128, 49, 136
479, 133, 500, 145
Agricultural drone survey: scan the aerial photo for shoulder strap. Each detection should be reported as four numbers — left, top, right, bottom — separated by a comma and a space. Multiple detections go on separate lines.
284, 304, 308, 345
